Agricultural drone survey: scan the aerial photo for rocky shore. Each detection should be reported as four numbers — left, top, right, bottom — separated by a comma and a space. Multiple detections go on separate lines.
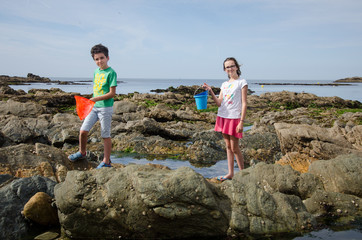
0, 77, 361, 239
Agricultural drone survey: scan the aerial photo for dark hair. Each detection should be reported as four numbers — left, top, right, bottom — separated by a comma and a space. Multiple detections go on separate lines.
91, 44, 109, 58
223, 57, 241, 77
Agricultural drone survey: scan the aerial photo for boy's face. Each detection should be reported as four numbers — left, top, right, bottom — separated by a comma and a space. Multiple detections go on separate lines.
93, 53, 109, 70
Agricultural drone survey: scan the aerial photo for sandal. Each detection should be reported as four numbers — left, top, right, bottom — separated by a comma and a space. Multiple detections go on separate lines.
96, 161, 112, 169
68, 151, 86, 162
216, 176, 232, 182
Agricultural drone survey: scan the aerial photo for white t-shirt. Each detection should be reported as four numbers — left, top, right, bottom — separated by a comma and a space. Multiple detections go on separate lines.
217, 79, 248, 119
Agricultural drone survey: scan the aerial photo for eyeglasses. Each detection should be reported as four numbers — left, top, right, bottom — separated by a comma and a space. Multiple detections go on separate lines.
225, 65, 236, 69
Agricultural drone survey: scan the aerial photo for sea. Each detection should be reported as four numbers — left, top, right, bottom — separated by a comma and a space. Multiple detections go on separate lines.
10, 78, 362, 239
9, 77, 362, 102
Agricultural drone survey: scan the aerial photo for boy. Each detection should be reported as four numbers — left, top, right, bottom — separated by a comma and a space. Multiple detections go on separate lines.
68, 44, 117, 169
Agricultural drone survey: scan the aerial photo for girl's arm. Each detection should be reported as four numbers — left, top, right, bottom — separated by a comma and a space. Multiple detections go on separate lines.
203, 83, 223, 107
90, 86, 116, 102
236, 85, 248, 133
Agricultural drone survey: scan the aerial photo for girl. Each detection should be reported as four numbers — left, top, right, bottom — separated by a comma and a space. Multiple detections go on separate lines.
203, 57, 248, 181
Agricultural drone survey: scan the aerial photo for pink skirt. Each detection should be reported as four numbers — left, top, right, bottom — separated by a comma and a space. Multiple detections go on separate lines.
214, 116, 243, 139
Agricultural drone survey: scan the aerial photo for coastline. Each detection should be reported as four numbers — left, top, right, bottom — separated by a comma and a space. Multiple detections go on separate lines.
3, 74, 362, 102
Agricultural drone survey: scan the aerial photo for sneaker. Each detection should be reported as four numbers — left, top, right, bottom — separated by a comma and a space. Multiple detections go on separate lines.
96, 161, 112, 169
68, 151, 86, 162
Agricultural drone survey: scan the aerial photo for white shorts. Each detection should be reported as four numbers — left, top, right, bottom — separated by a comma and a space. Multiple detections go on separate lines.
80, 107, 113, 138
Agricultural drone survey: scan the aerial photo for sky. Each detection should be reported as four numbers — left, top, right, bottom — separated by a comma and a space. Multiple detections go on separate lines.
1, 0, 362, 81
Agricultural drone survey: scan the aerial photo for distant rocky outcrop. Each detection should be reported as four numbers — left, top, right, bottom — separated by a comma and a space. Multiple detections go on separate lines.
0, 73, 51, 85
335, 77, 362, 83
0, 73, 82, 86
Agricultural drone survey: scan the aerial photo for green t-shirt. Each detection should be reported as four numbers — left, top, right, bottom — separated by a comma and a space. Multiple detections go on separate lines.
93, 67, 117, 108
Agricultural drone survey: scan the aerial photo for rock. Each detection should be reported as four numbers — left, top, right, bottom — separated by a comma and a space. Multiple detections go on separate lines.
308, 154, 362, 197
54, 162, 331, 239
0, 74, 51, 85
335, 76, 362, 83
47, 113, 81, 147
0, 143, 97, 182
276, 152, 319, 173
1, 116, 36, 143
23, 192, 59, 226
55, 165, 228, 239
303, 190, 362, 220
240, 132, 282, 164
113, 99, 138, 114
223, 163, 317, 235
259, 91, 361, 109
233, 162, 323, 200
0, 176, 57, 240
0, 99, 46, 117
0, 85, 23, 95
186, 139, 226, 164
146, 104, 175, 122
274, 123, 361, 160
34, 231, 60, 240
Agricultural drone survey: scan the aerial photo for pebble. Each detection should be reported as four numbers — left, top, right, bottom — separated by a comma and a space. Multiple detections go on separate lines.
34, 231, 59, 240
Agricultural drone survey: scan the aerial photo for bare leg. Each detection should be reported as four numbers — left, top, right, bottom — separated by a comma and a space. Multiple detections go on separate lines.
222, 134, 234, 179
103, 137, 112, 164
230, 135, 244, 171
79, 130, 88, 155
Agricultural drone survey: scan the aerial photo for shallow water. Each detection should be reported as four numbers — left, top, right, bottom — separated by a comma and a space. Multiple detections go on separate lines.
294, 228, 362, 240
112, 154, 232, 179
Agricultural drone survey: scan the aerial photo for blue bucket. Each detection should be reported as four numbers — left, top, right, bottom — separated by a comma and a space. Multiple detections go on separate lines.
194, 91, 208, 110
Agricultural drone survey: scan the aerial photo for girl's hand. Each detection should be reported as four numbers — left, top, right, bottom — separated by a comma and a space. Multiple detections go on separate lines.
236, 121, 244, 133
202, 83, 211, 91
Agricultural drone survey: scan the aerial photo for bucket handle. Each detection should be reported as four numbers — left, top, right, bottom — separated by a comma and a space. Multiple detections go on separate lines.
193, 85, 207, 96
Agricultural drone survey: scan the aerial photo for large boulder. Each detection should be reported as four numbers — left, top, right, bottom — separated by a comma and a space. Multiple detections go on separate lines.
0, 175, 57, 240
303, 154, 362, 221
223, 163, 317, 236
308, 154, 362, 197
54, 163, 321, 239
55, 165, 229, 239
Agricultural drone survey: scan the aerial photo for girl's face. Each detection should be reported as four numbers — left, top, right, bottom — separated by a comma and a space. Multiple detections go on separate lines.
224, 60, 238, 78
93, 53, 109, 70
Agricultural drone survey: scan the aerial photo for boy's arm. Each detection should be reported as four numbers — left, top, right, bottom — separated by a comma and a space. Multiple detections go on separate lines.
90, 86, 116, 102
